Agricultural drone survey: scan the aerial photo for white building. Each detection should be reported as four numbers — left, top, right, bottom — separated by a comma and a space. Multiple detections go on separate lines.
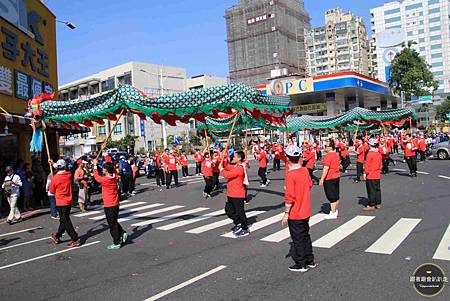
58, 61, 189, 157
370, 0, 450, 102
187, 75, 228, 90
306, 8, 369, 77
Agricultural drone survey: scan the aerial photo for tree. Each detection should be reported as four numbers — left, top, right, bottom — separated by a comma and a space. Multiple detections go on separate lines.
105, 135, 138, 152
389, 42, 439, 102
436, 99, 450, 120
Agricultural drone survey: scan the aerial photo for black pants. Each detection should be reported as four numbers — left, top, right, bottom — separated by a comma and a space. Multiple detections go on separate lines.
121, 175, 131, 194
204, 176, 214, 195
406, 156, 417, 175
258, 167, 268, 185
356, 162, 364, 181
366, 179, 381, 207
195, 162, 202, 174
213, 172, 220, 189
104, 205, 125, 245
273, 159, 281, 171
341, 156, 350, 172
419, 150, 426, 161
225, 197, 248, 230
316, 151, 322, 161
382, 158, 389, 174
393, 145, 398, 153
288, 218, 314, 267
166, 170, 178, 188
156, 169, 165, 186
182, 166, 189, 177
56, 205, 78, 241
307, 168, 319, 183
129, 177, 135, 193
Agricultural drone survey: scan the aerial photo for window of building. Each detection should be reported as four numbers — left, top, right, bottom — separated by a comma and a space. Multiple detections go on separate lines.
118, 71, 132, 86
429, 0, 440, 4
431, 44, 442, 50
419, 47, 426, 52
428, 7, 440, 14
89, 83, 100, 95
430, 25, 441, 32
101, 76, 115, 92
384, 8, 401, 15
429, 16, 440, 23
386, 25, 402, 30
98, 126, 106, 136
407, 31, 414, 36
418, 29, 425, 34
385, 16, 401, 23
405, 3, 422, 10
432, 62, 443, 67
69, 89, 78, 100
128, 122, 135, 135
433, 71, 444, 76
419, 38, 425, 43
419, 20, 424, 25
114, 123, 122, 135
430, 35, 441, 41
431, 53, 443, 59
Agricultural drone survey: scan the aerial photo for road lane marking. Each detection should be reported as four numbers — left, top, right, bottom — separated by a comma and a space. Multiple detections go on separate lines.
391, 168, 406, 172
0, 241, 101, 270
143, 265, 227, 301
131, 208, 209, 227
74, 200, 134, 217
221, 213, 284, 238
312, 216, 375, 248
260, 213, 327, 243
185, 211, 265, 234
89, 203, 165, 221
438, 175, 450, 180
0, 236, 50, 251
432, 223, 450, 261
365, 218, 421, 255
416, 171, 429, 175
118, 205, 184, 223
157, 209, 225, 231
0, 226, 43, 238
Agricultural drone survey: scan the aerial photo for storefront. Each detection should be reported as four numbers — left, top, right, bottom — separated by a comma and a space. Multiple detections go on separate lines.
0, 0, 58, 163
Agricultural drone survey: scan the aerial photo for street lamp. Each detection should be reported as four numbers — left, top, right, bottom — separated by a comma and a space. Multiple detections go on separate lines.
140, 68, 185, 149
56, 20, 76, 29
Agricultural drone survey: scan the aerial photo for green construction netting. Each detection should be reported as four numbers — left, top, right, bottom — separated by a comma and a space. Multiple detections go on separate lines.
40, 84, 291, 126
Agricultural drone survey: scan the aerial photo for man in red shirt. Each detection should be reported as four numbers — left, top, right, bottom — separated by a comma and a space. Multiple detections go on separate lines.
364, 139, 383, 211
165, 150, 179, 189
212, 149, 222, 190
256, 144, 270, 187
418, 134, 427, 161
220, 151, 249, 238
319, 141, 341, 219
194, 149, 203, 175
154, 151, 165, 188
403, 134, 417, 177
49, 159, 80, 248
179, 150, 189, 177
272, 142, 282, 171
302, 142, 319, 185
93, 160, 128, 249
379, 137, 391, 174
339, 139, 350, 173
281, 145, 315, 272
201, 150, 214, 198
412, 134, 419, 159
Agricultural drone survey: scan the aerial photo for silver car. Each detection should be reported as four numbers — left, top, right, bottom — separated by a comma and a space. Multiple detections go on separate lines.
431, 140, 450, 160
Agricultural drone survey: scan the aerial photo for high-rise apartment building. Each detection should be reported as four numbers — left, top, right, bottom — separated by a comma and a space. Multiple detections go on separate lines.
306, 8, 369, 77
370, 0, 450, 98
225, 0, 310, 86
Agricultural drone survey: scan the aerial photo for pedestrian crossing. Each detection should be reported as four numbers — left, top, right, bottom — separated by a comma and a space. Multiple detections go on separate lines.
73, 201, 450, 261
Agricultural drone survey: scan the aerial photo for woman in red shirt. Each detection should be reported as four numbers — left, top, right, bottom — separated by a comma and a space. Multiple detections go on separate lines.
319, 141, 341, 219
220, 151, 249, 238
201, 151, 214, 199
364, 139, 383, 211
256, 145, 270, 187
93, 160, 128, 249
403, 134, 417, 177
179, 150, 189, 177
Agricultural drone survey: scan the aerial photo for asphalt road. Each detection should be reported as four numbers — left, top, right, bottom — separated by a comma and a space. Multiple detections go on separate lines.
0, 154, 449, 301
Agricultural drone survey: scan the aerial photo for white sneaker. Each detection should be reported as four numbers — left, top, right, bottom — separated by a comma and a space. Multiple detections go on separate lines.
324, 210, 338, 219
266, 179, 271, 185
260, 184, 267, 188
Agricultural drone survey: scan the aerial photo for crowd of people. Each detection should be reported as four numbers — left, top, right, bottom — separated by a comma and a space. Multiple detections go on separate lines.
0, 129, 447, 268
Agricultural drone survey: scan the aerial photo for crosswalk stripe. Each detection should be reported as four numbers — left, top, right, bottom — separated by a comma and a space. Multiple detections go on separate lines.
221, 213, 284, 238
89, 203, 165, 221
157, 209, 226, 231
391, 168, 406, 172
416, 171, 429, 175
0, 227, 43, 238
74, 200, 134, 217
438, 175, 450, 180
131, 208, 209, 227
0, 236, 50, 251
185, 211, 265, 234
312, 215, 375, 248
365, 218, 421, 255
118, 205, 184, 223
260, 213, 327, 243
432, 223, 450, 261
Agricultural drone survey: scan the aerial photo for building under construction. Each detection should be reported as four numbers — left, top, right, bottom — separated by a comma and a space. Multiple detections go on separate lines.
225, 0, 311, 86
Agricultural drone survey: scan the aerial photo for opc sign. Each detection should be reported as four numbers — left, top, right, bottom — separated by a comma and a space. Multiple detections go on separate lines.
268, 78, 314, 95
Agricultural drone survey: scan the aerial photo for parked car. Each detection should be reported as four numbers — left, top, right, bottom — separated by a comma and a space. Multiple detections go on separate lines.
431, 140, 450, 160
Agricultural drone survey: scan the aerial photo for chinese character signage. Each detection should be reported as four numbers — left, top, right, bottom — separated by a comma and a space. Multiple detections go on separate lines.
14, 70, 29, 100
0, 65, 13, 95
30, 76, 42, 97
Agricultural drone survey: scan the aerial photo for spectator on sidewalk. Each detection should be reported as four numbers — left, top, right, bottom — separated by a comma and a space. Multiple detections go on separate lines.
2, 166, 22, 224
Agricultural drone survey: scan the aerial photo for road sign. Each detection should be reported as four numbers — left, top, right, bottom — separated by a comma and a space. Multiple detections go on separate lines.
418, 95, 433, 104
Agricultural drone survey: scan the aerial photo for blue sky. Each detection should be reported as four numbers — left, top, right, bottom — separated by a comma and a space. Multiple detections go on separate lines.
45, 0, 387, 85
